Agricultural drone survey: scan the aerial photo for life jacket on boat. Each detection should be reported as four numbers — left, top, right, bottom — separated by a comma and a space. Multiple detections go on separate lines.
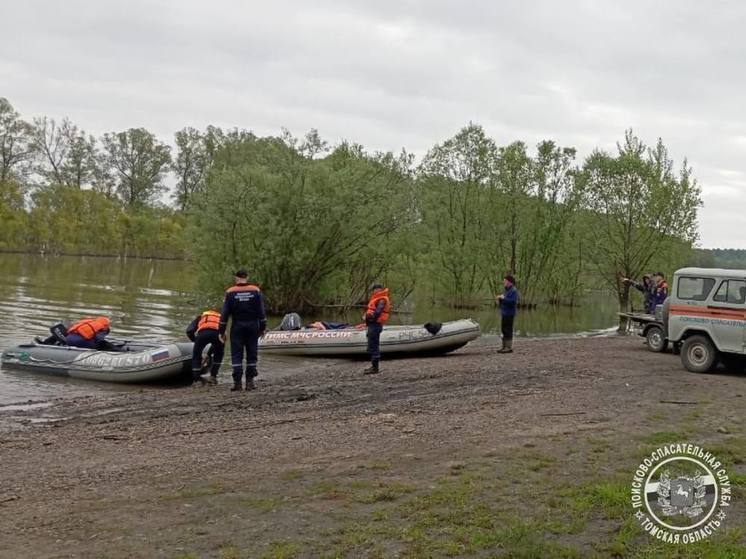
196, 310, 221, 333
366, 288, 391, 324
67, 317, 110, 340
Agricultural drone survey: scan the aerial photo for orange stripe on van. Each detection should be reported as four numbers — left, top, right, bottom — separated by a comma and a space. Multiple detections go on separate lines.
669, 305, 746, 320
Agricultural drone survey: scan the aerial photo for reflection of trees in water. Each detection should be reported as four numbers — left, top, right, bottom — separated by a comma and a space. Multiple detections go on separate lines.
1, 253, 619, 341
0, 253, 193, 341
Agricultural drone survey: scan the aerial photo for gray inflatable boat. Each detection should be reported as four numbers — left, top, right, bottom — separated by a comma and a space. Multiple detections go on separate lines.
260, 318, 481, 356
1, 338, 193, 383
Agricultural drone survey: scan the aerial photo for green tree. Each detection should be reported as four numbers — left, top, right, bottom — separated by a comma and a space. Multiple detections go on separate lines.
580, 130, 701, 329
190, 132, 414, 311
418, 123, 498, 306
511, 141, 583, 302
31, 116, 98, 188
0, 178, 27, 248
0, 98, 33, 183
172, 127, 212, 211
101, 128, 172, 207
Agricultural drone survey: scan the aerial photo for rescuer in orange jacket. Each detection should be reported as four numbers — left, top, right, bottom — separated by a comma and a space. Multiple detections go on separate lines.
65, 317, 112, 349
186, 309, 225, 386
362, 283, 391, 375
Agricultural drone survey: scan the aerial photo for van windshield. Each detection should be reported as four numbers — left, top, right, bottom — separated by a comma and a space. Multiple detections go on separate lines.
677, 277, 716, 301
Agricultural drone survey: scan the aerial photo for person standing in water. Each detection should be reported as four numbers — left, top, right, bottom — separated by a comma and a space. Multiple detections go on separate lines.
496, 274, 519, 354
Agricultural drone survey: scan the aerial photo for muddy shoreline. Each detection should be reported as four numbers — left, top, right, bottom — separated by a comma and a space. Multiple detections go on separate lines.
1, 336, 744, 558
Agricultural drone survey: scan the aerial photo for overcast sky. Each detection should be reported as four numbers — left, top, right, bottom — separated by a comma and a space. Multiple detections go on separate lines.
2, 1, 743, 248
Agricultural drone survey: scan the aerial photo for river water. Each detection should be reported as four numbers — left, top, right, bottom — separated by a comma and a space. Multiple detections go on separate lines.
0, 253, 619, 405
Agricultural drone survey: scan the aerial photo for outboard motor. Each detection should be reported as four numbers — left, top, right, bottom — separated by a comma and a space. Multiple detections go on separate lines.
279, 313, 302, 331
50, 322, 68, 344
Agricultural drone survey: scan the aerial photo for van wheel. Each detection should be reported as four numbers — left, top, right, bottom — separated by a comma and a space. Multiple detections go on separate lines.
681, 336, 717, 373
645, 326, 668, 353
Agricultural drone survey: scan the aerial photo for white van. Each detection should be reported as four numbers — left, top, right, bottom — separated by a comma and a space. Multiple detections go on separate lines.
663, 267, 746, 372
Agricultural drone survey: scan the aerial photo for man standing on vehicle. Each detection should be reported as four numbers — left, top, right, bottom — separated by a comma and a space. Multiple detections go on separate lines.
653, 272, 669, 310
363, 283, 391, 375
496, 274, 519, 354
219, 269, 267, 391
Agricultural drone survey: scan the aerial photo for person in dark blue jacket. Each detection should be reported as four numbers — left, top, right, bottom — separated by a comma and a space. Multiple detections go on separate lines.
496, 274, 519, 354
623, 275, 656, 314
219, 269, 267, 391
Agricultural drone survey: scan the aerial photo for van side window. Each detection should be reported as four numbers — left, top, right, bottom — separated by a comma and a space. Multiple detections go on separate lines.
713, 280, 746, 304
677, 277, 715, 301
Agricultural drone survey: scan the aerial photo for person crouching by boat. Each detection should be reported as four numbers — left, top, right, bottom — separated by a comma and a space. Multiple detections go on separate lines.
65, 317, 112, 350
496, 275, 519, 354
186, 309, 224, 386
219, 268, 267, 392
363, 283, 391, 375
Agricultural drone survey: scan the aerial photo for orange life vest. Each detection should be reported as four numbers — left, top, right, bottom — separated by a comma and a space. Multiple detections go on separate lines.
366, 288, 391, 324
67, 317, 110, 340
196, 310, 221, 332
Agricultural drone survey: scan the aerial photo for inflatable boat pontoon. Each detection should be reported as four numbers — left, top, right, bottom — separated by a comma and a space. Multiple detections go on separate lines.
1, 338, 193, 383
259, 319, 480, 356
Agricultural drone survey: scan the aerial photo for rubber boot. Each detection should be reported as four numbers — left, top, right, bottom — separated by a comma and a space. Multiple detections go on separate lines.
207, 363, 220, 385
363, 360, 380, 375
230, 382, 242, 392
245, 367, 258, 390
497, 339, 513, 354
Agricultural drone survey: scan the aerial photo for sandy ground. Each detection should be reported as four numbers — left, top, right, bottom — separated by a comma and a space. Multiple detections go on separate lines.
0, 336, 744, 558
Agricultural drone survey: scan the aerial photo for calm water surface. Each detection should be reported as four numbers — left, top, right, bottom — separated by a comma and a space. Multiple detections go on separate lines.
0, 254, 619, 405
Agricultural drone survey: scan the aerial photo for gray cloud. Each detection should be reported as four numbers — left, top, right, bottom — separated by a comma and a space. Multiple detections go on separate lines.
2, 0, 745, 247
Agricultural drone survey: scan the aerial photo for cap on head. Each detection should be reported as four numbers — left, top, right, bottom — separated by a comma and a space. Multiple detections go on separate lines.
235, 268, 248, 279
370, 283, 384, 291
655, 271, 665, 278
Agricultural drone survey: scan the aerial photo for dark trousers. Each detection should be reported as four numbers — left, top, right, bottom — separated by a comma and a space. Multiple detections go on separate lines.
230, 320, 259, 383
191, 329, 224, 380
367, 322, 383, 362
65, 333, 112, 350
501, 314, 515, 341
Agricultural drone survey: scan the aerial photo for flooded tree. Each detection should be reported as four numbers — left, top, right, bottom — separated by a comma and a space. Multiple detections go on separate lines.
418, 123, 497, 307
190, 132, 415, 312
580, 130, 701, 330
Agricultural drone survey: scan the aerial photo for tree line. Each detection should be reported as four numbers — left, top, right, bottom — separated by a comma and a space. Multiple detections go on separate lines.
1, 96, 702, 315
